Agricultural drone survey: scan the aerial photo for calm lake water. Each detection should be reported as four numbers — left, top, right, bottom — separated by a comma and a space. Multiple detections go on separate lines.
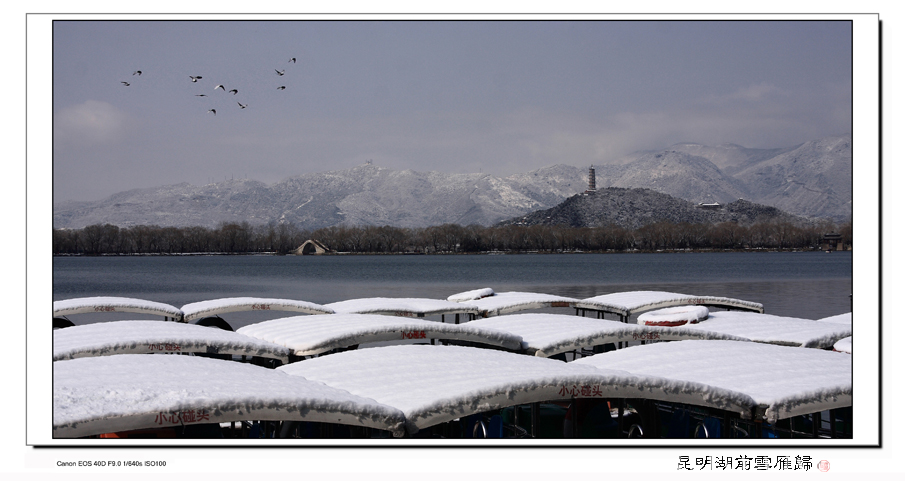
53, 251, 853, 328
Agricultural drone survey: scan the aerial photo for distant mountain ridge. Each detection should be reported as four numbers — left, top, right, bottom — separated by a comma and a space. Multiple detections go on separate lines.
53, 134, 852, 229
53, 164, 587, 230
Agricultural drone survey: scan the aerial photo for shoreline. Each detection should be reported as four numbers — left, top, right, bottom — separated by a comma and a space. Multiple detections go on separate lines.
52, 247, 852, 257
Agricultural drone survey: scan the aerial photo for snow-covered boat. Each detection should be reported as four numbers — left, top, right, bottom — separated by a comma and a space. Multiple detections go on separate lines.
51, 340, 853, 440
53, 354, 406, 438
573, 340, 852, 439
834, 336, 853, 354
180, 297, 335, 330
465, 313, 747, 358
326, 297, 480, 322
236, 313, 523, 358
449, 290, 580, 318
679, 311, 852, 349
53, 296, 185, 327
573, 290, 764, 321
53, 320, 292, 363
48, 291, 853, 441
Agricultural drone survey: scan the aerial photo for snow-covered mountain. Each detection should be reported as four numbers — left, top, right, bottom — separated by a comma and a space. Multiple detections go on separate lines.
52, 135, 853, 229
53, 164, 589, 230
732, 135, 853, 221
599, 150, 749, 206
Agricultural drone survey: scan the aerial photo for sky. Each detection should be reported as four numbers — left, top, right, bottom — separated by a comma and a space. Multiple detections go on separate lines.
52, 20, 853, 202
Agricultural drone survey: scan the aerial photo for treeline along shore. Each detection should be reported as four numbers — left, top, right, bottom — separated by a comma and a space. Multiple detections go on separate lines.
53, 220, 853, 256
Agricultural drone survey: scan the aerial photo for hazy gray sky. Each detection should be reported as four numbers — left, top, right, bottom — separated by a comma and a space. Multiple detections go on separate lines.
53, 20, 852, 202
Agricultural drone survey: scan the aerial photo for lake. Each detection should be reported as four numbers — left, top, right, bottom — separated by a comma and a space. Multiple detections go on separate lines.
53, 251, 853, 328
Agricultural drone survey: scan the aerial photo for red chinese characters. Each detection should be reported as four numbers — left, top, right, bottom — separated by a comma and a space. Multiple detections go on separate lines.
148, 343, 182, 352
94, 306, 117, 312
251, 304, 271, 310
401, 330, 427, 340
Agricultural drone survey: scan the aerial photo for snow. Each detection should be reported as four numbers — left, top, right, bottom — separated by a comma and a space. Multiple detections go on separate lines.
680, 311, 852, 349
817, 312, 853, 325
637, 306, 709, 326
181, 297, 334, 322
834, 336, 852, 354
325, 297, 479, 317
53, 320, 291, 362
465, 291, 580, 317
53, 354, 406, 438
278, 344, 649, 435
236, 314, 523, 356
573, 291, 764, 317
53, 296, 185, 321
574, 340, 852, 422
447, 287, 495, 302
466, 313, 749, 357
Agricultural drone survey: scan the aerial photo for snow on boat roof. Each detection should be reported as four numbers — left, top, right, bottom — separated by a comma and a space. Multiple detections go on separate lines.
681, 311, 852, 349
53, 320, 291, 362
818, 312, 853, 325
834, 336, 852, 354
447, 287, 495, 302
573, 291, 764, 316
325, 297, 479, 317
278, 344, 659, 435
181, 297, 334, 322
53, 296, 184, 321
237, 314, 523, 357
465, 291, 580, 317
53, 354, 406, 438
637, 305, 709, 326
574, 340, 852, 423
466, 313, 749, 357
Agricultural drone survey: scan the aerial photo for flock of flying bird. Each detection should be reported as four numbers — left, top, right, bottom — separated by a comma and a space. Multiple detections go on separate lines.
121, 57, 298, 116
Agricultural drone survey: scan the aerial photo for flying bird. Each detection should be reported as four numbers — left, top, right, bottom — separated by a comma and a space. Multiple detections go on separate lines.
189, 76, 202, 82
289, 58, 296, 63
237, 102, 247, 109
121, 81, 130, 86
275, 69, 285, 76
229, 89, 238, 95
214, 84, 225, 91
277, 86, 286, 90
133, 70, 142, 76
195, 94, 207, 97
208, 109, 216, 115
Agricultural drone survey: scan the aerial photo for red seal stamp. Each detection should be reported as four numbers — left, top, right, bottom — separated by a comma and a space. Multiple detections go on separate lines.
818, 460, 830, 472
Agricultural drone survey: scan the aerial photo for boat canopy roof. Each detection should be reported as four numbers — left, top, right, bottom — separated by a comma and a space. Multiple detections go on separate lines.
682, 311, 852, 349
325, 297, 479, 317
181, 297, 334, 322
236, 314, 523, 357
574, 340, 852, 423
573, 290, 764, 317
467, 313, 748, 357
637, 305, 710, 326
278, 344, 650, 435
817, 312, 853, 325
53, 354, 406, 438
463, 291, 580, 317
53, 320, 291, 362
53, 296, 184, 321
834, 336, 852, 354
447, 287, 495, 302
